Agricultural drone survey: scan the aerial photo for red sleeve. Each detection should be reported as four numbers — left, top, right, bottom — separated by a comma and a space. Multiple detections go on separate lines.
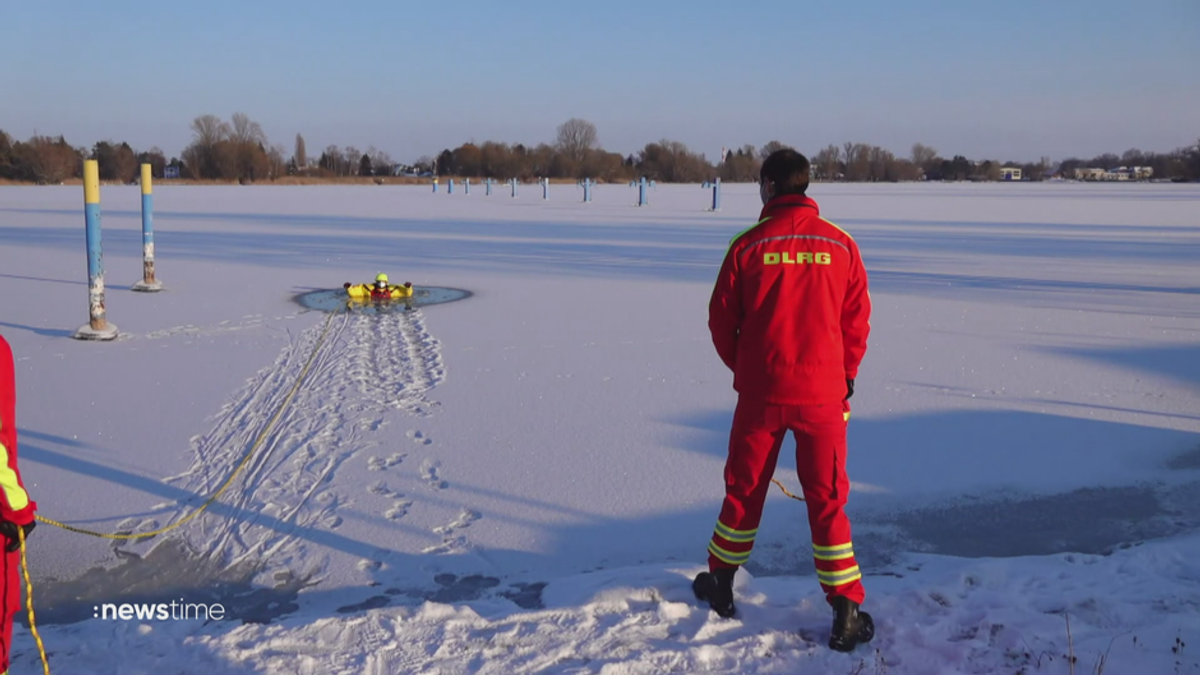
0, 335, 36, 526
841, 242, 871, 380
708, 243, 743, 372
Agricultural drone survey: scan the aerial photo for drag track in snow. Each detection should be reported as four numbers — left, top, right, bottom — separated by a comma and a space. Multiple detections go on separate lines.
29, 309, 451, 625
161, 308, 446, 571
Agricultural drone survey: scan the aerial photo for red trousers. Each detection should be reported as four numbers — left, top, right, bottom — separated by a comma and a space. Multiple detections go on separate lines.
1, 547, 17, 673
707, 396, 865, 605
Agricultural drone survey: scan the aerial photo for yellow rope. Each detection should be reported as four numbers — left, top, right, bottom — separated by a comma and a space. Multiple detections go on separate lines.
33, 312, 335, 539
771, 478, 805, 501
19, 527, 49, 675
17, 312, 336, 675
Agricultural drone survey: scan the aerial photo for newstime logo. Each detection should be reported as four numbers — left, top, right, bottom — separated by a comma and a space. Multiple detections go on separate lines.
93, 600, 226, 621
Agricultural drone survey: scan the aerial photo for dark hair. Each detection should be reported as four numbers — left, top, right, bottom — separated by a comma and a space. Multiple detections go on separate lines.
760, 149, 810, 196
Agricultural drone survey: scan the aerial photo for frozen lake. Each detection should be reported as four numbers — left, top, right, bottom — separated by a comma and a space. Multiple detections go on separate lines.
1, 181, 1198, 673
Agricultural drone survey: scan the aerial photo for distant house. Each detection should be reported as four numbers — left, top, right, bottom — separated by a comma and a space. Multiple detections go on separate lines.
1073, 166, 1154, 182
164, 166, 181, 179
1000, 167, 1022, 181
1109, 166, 1154, 180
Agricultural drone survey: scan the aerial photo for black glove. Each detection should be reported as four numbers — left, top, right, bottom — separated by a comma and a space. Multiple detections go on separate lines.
845, 378, 855, 401
343, 282, 352, 289
0, 520, 35, 553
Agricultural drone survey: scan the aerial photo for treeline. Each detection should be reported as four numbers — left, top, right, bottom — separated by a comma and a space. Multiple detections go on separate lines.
2, 113, 1198, 184
1057, 148, 1198, 182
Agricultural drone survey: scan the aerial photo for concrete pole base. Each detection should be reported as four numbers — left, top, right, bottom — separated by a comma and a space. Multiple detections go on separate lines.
131, 280, 164, 292
73, 323, 119, 341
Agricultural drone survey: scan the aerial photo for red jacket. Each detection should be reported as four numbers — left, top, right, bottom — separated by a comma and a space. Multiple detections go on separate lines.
0, 335, 36, 526
708, 194, 871, 405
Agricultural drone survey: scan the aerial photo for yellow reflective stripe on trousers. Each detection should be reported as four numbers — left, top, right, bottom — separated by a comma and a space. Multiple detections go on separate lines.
0, 439, 30, 511
817, 565, 862, 587
714, 521, 757, 543
708, 542, 751, 565
813, 545, 855, 561
813, 542, 853, 553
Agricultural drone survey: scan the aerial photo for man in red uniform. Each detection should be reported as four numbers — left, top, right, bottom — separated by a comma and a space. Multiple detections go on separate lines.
0, 333, 37, 674
694, 149, 874, 652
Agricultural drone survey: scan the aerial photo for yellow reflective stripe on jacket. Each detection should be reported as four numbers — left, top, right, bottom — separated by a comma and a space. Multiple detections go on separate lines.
0, 437, 30, 512
708, 541, 752, 565
819, 217, 856, 242
726, 217, 771, 255
817, 565, 862, 587
713, 217, 771, 295
714, 521, 757, 543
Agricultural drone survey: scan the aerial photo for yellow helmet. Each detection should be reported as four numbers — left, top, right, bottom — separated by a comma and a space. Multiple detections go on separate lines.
375, 273, 388, 284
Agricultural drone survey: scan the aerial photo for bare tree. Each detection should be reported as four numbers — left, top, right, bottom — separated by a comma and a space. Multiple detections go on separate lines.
320, 145, 342, 174
718, 147, 761, 182
868, 146, 895, 181
21, 135, 80, 183
759, 140, 792, 159
414, 154, 435, 174
637, 139, 713, 183
843, 143, 871, 181
190, 115, 229, 147
555, 118, 598, 164
294, 133, 307, 169
185, 115, 231, 179
268, 144, 287, 179
342, 146, 361, 177
813, 144, 841, 180
367, 147, 394, 175
911, 143, 938, 169
229, 112, 266, 146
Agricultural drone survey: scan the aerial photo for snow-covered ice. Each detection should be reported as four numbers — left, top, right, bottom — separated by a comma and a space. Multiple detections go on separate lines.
1, 182, 1198, 673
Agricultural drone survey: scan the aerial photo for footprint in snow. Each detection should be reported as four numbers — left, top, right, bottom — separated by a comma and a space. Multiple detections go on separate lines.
421, 460, 448, 490
433, 509, 480, 535
368, 453, 406, 471
386, 499, 413, 521
406, 429, 433, 446
358, 417, 386, 432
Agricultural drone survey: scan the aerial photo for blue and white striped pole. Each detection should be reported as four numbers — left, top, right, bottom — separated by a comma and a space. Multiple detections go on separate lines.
542, 177, 549, 200
132, 164, 162, 291
448, 178, 454, 195
74, 159, 118, 340
486, 178, 493, 196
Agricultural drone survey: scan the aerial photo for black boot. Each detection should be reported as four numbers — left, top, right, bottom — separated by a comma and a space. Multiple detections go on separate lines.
692, 567, 737, 618
828, 595, 874, 652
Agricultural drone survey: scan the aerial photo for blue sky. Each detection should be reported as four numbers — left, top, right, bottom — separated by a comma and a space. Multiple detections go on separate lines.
2, 0, 1196, 163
